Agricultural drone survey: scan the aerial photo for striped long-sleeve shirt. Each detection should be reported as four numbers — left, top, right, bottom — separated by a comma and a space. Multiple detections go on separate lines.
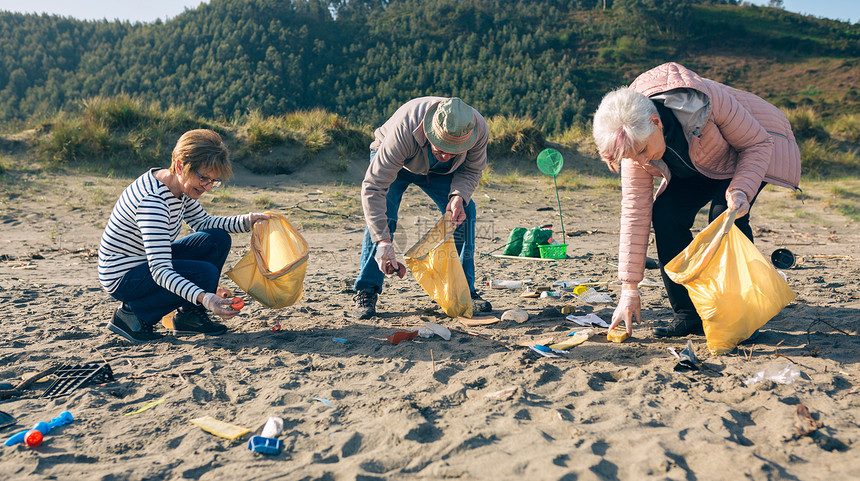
98, 169, 251, 304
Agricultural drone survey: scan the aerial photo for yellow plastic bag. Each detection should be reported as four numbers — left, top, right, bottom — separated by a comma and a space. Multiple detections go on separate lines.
226, 212, 309, 309
404, 212, 473, 318
665, 211, 795, 355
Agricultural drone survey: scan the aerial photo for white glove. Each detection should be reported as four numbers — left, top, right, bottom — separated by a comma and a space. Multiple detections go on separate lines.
201, 292, 239, 320
727, 190, 750, 217
374, 240, 406, 278
610, 288, 641, 335
246, 212, 271, 229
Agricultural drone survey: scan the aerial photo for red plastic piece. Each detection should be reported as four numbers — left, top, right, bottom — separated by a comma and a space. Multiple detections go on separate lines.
231, 297, 244, 310
271, 323, 282, 332
386, 330, 419, 345
24, 430, 43, 447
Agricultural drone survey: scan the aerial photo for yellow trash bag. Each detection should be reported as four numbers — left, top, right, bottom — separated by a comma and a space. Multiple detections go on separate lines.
665, 211, 796, 355
226, 212, 309, 309
404, 212, 473, 318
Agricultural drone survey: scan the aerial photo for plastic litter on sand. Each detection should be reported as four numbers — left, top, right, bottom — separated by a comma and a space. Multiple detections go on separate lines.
670, 340, 699, 371
124, 398, 166, 416
386, 330, 419, 345
261, 417, 284, 438
190, 416, 250, 440
744, 363, 801, 386
248, 435, 283, 455
529, 345, 560, 358
41, 362, 115, 399
415, 322, 452, 340
488, 279, 532, 289
607, 327, 629, 343
500, 309, 529, 323
552, 279, 591, 290
638, 277, 664, 288
575, 288, 612, 304
566, 313, 610, 328
549, 329, 595, 350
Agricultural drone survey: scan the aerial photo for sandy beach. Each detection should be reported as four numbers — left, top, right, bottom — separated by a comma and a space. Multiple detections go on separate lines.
0, 157, 858, 480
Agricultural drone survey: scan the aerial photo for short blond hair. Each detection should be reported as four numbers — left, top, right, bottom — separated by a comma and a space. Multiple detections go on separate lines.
172, 129, 233, 180
592, 88, 657, 173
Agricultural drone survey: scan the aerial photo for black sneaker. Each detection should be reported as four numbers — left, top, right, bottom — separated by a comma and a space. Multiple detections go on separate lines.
352, 289, 378, 319
653, 315, 704, 338
108, 305, 163, 343
470, 291, 492, 312
172, 307, 228, 336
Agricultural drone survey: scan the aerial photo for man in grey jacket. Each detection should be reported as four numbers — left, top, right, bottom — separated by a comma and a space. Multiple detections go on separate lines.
353, 97, 492, 319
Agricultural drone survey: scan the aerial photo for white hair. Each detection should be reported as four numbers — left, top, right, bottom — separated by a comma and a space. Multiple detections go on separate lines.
592, 87, 658, 172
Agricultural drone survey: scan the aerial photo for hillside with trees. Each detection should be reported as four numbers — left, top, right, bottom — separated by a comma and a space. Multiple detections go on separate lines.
1, 0, 857, 135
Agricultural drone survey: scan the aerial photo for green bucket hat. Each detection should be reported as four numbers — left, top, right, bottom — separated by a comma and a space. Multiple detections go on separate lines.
423, 98, 478, 154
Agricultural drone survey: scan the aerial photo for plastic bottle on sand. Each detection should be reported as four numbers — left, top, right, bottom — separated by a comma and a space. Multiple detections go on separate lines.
487, 279, 532, 289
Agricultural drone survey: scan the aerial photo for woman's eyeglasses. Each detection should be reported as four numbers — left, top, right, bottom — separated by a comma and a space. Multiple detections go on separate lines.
193, 169, 222, 188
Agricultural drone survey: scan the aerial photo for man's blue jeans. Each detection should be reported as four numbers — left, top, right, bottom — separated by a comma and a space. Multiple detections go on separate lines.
354, 159, 477, 295
109, 229, 232, 325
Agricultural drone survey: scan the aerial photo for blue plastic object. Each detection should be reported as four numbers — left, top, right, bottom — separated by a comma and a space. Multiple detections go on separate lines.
247, 435, 283, 455
532, 344, 551, 352
4, 411, 74, 446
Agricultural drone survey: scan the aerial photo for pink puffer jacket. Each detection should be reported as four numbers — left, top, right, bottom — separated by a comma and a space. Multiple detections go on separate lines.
617, 62, 801, 284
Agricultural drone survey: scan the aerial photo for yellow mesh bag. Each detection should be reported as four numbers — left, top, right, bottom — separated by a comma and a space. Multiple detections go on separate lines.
226, 212, 308, 309
404, 212, 473, 318
665, 211, 796, 355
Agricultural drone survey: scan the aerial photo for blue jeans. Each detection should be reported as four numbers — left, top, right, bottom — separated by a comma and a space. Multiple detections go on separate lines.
355, 154, 477, 294
109, 229, 232, 326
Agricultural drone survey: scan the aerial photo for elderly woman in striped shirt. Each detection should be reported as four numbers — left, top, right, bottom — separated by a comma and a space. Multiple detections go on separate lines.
98, 129, 268, 343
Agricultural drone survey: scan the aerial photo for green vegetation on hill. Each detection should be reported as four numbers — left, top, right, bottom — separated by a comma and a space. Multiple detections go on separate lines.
1, 0, 857, 132
0, 0, 857, 179
7, 94, 853, 182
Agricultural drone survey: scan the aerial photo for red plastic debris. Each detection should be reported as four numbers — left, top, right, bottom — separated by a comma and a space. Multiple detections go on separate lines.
386, 330, 419, 345
25, 430, 43, 447
231, 297, 245, 310
271, 323, 282, 332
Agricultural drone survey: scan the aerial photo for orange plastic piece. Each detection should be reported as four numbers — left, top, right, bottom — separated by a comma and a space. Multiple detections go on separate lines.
387, 331, 419, 345
231, 297, 244, 310
24, 430, 43, 447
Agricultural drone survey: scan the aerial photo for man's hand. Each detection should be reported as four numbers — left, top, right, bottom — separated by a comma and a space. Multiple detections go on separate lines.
727, 190, 750, 217
610, 287, 641, 335
446, 195, 466, 227
374, 239, 406, 278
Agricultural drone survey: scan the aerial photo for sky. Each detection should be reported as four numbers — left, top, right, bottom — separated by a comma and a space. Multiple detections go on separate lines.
746, 0, 858, 23
0, 1, 210, 23
0, 0, 856, 24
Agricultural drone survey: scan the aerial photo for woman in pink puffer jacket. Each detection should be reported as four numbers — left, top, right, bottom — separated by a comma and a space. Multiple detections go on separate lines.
592, 62, 801, 338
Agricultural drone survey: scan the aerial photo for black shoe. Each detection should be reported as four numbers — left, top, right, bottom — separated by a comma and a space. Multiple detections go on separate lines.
470, 291, 492, 312
653, 315, 704, 338
645, 257, 660, 269
108, 305, 163, 343
352, 289, 378, 319
172, 308, 228, 336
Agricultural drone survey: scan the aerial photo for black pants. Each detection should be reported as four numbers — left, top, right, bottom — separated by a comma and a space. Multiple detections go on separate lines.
652, 176, 766, 321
